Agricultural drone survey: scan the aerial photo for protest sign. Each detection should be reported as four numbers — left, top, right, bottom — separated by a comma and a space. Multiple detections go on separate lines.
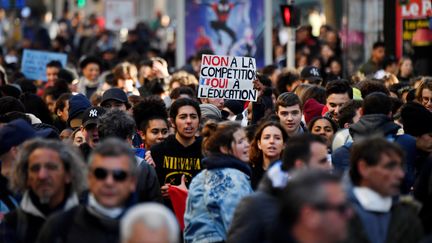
198, 54, 258, 102
21, 49, 67, 81
105, 0, 136, 31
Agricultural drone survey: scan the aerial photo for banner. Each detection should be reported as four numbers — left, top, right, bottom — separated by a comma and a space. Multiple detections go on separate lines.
21, 50, 67, 81
105, 0, 136, 31
186, 0, 264, 68
198, 54, 257, 101
396, 0, 432, 57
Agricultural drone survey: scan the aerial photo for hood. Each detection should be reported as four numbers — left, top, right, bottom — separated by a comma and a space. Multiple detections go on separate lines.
349, 114, 400, 140
202, 153, 251, 176
20, 190, 79, 219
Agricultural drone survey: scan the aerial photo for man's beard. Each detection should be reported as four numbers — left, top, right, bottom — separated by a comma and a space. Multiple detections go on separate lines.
37, 190, 53, 204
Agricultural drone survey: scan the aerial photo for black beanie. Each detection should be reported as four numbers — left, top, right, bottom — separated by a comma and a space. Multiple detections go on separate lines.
401, 102, 432, 137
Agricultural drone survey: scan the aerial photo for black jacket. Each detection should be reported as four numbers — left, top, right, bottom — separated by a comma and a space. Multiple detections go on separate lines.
0, 191, 79, 243
36, 205, 120, 243
345, 199, 424, 243
136, 160, 163, 203
227, 175, 281, 243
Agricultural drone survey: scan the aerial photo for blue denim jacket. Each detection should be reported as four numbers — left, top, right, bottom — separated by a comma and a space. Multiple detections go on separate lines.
184, 154, 253, 243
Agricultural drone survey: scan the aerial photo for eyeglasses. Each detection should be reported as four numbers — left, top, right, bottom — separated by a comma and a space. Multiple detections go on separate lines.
92, 167, 129, 182
314, 202, 351, 215
422, 97, 432, 104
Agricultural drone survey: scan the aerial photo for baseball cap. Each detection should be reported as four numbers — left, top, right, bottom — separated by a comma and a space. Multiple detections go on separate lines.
300, 66, 323, 84
0, 119, 52, 155
82, 106, 106, 128
67, 94, 91, 129
100, 88, 131, 109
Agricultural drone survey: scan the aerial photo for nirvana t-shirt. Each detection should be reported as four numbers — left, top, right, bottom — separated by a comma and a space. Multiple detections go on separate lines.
151, 135, 203, 188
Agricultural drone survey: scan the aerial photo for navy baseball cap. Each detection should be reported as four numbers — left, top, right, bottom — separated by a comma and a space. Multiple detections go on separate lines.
0, 119, 52, 155
67, 94, 91, 129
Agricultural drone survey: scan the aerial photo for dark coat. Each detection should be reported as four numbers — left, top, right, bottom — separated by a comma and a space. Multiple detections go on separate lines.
36, 205, 119, 243
0, 191, 79, 243
227, 175, 281, 243
345, 196, 424, 243
1, 209, 46, 243
136, 160, 163, 203
414, 155, 432, 234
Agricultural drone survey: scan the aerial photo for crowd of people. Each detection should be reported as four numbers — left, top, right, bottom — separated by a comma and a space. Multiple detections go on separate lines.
0, 7, 431, 243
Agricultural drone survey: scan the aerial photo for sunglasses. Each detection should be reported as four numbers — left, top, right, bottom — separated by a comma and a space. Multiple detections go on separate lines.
314, 202, 351, 215
92, 167, 129, 182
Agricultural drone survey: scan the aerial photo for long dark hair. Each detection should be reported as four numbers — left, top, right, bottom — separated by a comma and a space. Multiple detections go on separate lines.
249, 120, 287, 168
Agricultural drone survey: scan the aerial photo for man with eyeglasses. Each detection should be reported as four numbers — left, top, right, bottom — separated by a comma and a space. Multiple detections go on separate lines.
346, 137, 423, 243
271, 170, 351, 243
97, 109, 162, 203
36, 138, 138, 243
0, 139, 86, 243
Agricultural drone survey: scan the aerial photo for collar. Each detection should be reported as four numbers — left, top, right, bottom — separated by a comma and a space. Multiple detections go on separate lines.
80, 77, 99, 88
203, 153, 252, 176
20, 190, 79, 219
353, 187, 392, 212
87, 193, 124, 219
267, 161, 290, 188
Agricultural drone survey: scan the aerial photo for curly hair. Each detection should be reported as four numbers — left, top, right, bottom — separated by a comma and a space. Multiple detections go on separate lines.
12, 138, 87, 194
98, 110, 136, 140
133, 95, 168, 131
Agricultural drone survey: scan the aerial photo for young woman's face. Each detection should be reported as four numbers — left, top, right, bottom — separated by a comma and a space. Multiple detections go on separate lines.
143, 119, 169, 149
231, 129, 250, 162
400, 59, 413, 77
311, 118, 335, 147
421, 88, 432, 112
258, 126, 284, 161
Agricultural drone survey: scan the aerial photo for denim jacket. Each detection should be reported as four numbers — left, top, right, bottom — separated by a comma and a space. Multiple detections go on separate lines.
184, 154, 253, 243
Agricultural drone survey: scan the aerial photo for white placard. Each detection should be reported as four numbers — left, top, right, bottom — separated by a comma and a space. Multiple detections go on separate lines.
198, 54, 257, 102
105, 0, 136, 31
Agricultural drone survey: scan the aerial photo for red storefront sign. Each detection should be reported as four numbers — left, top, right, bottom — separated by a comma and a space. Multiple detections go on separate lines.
396, 0, 432, 57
